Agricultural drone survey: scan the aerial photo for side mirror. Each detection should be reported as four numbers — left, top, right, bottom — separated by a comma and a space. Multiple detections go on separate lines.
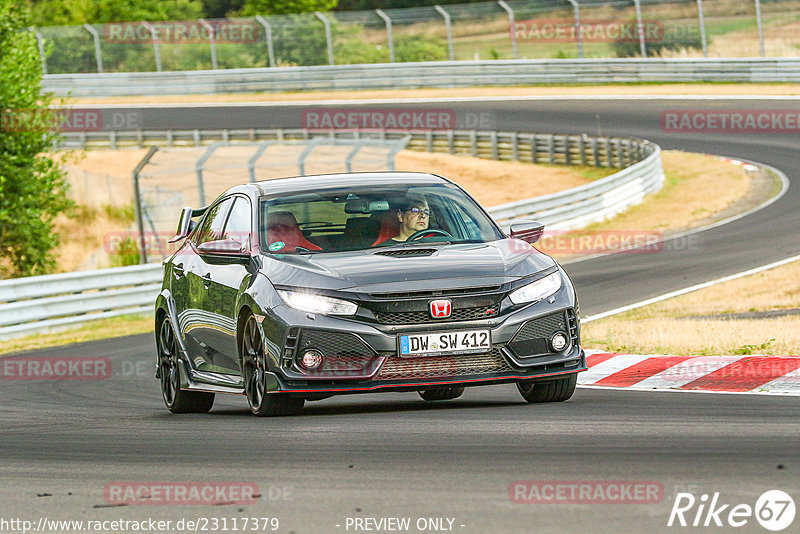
510, 220, 545, 244
196, 239, 250, 257
169, 206, 194, 244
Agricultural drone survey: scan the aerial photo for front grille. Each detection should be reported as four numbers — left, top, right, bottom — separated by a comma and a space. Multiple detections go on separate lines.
376, 349, 513, 380
508, 311, 569, 358
296, 329, 376, 373
513, 312, 567, 341
374, 303, 500, 325
374, 249, 437, 257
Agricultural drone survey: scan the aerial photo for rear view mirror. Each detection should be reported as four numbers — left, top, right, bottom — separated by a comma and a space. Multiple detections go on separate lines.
169, 206, 194, 244
510, 220, 545, 244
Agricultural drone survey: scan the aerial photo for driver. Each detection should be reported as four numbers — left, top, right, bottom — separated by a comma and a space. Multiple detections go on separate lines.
390, 194, 431, 243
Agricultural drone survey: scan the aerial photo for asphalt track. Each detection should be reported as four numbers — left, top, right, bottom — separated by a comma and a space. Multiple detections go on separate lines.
1, 98, 799, 533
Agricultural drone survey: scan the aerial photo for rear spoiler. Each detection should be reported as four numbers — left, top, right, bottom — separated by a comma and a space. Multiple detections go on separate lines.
169, 205, 209, 243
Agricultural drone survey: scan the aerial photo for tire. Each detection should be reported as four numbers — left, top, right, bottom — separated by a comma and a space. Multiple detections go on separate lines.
241, 314, 304, 416
418, 386, 465, 401
517, 373, 578, 403
157, 318, 214, 414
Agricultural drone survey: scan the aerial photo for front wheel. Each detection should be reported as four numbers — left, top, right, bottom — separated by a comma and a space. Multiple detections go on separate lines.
517, 373, 577, 403
157, 318, 214, 413
241, 315, 304, 416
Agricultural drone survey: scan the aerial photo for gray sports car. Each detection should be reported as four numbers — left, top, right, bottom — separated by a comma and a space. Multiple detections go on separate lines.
155, 172, 585, 416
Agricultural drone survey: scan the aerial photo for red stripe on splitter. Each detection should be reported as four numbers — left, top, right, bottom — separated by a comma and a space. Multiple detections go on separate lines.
680, 357, 800, 392
594, 356, 692, 387
585, 352, 620, 368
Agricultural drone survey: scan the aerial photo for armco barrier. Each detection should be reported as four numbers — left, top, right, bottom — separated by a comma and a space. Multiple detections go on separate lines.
42, 58, 800, 97
0, 264, 161, 340
0, 131, 662, 340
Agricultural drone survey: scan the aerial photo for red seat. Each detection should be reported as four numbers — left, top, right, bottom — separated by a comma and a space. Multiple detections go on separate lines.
266, 211, 322, 252
371, 210, 400, 246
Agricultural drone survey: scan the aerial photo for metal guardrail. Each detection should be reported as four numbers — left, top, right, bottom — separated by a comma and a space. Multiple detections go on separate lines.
0, 264, 161, 340
42, 58, 800, 97
2, 130, 662, 340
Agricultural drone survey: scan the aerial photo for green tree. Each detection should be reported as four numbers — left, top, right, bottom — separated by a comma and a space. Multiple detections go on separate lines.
0, 0, 73, 277
238, 0, 337, 16
27, 0, 205, 26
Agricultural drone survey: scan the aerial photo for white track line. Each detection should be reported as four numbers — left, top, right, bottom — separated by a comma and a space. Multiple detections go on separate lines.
582, 253, 800, 323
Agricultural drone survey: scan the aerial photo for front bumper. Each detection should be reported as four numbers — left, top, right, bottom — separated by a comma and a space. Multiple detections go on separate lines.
262, 298, 585, 394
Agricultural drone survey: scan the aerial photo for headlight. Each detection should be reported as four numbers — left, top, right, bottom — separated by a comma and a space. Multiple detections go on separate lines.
509, 272, 562, 305
277, 290, 358, 316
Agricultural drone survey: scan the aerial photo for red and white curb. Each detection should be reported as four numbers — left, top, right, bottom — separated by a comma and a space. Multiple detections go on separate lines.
579, 350, 800, 395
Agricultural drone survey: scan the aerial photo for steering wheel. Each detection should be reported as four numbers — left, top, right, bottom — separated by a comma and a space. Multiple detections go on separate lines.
407, 228, 452, 241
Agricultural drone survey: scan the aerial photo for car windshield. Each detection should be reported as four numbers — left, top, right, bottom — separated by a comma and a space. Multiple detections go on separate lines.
259, 182, 503, 254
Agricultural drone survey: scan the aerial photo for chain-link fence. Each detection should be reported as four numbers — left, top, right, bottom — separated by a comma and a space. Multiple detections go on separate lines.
31, 0, 800, 74
129, 137, 408, 263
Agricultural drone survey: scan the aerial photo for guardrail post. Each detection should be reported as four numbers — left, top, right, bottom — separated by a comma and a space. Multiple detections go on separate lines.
82, 24, 103, 73
140, 22, 162, 72
697, 0, 708, 57
28, 28, 47, 75
531, 134, 538, 164
425, 131, 434, 152
434, 5, 455, 61
579, 135, 587, 166
132, 147, 159, 264
548, 135, 555, 164
345, 142, 362, 172
167, 130, 174, 147
591, 138, 599, 167
255, 16, 276, 68
754, 0, 765, 57
375, 9, 395, 62
447, 130, 454, 154
469, 130, 477, 156
511, 132, 518, 161
498, 1, 517, 59
564, 136, 572, 165
633, 0, 647, 58
315, 12, 335, 65
199, 19, 218, 69
566, 0, 584, 59
110, 131, 117, 150
298, 138, 321, 175
490, 131, 498, 160
195, 143, 223, 205
248, 142, 271, 182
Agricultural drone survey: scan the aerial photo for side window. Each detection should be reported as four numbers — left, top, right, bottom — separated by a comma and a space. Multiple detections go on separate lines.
223, 197, 252, 246
195, 198, 234, 245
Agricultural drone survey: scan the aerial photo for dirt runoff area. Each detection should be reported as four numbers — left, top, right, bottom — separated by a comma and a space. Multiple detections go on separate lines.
53, 147, 753, 273
582, 259, 800, 356
66, 84, 800, 106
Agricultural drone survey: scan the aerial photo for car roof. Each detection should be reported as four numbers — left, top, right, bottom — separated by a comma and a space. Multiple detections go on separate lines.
252, 172, 451, 197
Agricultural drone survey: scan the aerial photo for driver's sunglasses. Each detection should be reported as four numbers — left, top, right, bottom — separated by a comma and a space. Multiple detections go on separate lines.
406, 207, 431, 217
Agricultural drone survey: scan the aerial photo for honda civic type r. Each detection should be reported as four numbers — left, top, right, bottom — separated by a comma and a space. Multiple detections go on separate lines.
154, 172, 585, 416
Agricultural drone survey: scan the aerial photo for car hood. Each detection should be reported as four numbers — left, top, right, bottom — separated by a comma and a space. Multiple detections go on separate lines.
260, 239, 556, 293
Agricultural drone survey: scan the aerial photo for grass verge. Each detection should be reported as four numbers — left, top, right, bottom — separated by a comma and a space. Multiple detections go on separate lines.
0, 315, 153, 356
582, 259, 800, 356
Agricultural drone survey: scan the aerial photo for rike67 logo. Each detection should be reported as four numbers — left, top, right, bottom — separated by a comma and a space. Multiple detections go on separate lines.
668, 490, 795, 531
